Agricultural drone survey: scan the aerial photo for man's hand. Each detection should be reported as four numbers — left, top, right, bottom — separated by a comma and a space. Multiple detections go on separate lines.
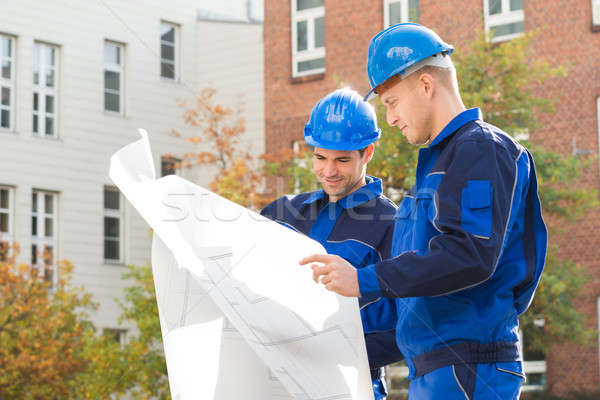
299, 254, 361, 297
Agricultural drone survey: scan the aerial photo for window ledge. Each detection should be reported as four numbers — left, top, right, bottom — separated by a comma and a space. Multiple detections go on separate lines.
31, 133, 62, 142
103, 111, 127, 119
0, 129, 18, 135
104, 260, 126, 267
291, 72, 325, 84
160, 76, 182, 84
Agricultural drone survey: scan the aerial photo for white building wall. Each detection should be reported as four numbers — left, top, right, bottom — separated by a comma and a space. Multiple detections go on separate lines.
0, 0, 264, 331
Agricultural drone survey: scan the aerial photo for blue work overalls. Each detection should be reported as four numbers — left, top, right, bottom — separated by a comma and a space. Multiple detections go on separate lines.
357, 109, 547, 399
261, 176, 403, 400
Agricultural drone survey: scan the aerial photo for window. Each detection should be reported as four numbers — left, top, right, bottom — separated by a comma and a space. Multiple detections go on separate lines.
483, 0, 524, 42
103, 328, 127, 345
104, 41, 124, 114
33, 42, 59, 137
520, 321, 546, 392
1, 35, 15, 131
593, 0, 600, 27
291, 0, 325, 78
31, 190, 58, 286
0, 186, 14, 261
104, 187, 123, 263
383, 0, 419, 28
386, 361, 409, 396
160, 22, 179, 80
161, 155, 180, 177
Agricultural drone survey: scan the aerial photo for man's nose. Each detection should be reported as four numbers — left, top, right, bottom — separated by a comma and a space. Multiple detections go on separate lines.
323, 161, 337, 177
386, 107, 398, 127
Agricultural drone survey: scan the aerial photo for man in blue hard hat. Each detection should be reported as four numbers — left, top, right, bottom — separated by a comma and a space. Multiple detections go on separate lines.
261, 88, 403, 400
301, 24, 547, 399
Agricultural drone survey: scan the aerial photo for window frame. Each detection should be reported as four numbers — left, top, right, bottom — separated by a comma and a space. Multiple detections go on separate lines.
383, 0, 419, 28
160, 21, 179, 81
103, 186, 124, 264
0, 34, 16, 132
593, 0, 600, 27
161, 155, 181, 177
103, 40, 125, 115
31, 190, 59, 287
33, 42, 59, 138
103, 327, 128, 346
483, 0, 525, 43
0, 186, 14, 261
291, 0, 326, 78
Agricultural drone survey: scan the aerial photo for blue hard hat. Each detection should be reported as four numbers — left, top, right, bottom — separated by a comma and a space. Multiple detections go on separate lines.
364, 23, 454, 100
304, 88, 381, 151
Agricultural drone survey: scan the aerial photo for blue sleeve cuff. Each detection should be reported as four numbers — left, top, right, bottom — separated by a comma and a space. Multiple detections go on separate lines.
357, 264, 382, 298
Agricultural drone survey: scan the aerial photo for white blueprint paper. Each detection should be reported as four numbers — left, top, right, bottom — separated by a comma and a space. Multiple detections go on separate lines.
109, 130, 374, 400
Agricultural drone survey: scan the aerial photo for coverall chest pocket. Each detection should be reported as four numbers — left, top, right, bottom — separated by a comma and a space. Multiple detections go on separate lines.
392, 196, 414, 256
461, 180, 493, 239
414, 190, 439, 254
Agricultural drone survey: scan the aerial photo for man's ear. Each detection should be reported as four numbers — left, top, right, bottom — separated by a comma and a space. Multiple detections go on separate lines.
364, 143, 375, 164
420, 72, 434, 98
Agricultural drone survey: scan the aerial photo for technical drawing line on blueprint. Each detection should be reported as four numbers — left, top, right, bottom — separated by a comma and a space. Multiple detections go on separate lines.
110, 130, 374, 400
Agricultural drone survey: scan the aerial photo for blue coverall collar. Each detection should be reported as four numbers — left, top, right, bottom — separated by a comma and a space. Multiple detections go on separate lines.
429, 108, 482, 148
302, 175, 383, 209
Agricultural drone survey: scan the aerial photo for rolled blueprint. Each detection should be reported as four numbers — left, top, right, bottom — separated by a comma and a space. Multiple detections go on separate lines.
109, 130, 374, 400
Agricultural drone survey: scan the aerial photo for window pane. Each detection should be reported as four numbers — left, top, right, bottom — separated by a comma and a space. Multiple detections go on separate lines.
104, 70, 120, 91
409, 0, 419, 22
43, 245, 53, 265
104, 43, 120, 65
492, 21, 524, 37
161, 44, 175, 61
0, 189, 7, 209
1, 37, 10, 57
44, 194, 53, 213
161, 157, 179, 177
44, 217, 53, 237
298, 57, 325, 73
389, 1, 402, 25
33, 93, 38, 111
1, 60, 10, 79
33, 114, 38, 133
45, 46, 55, 66
0, 241, 8, 262
488, 0, 502, 14
297, 20, 308, 51
0, 213, 8, 233
104, 239, 119, 260
32, 193, 37, 212
297, 0, 323, 11
161, 62, 175, 79
314, 17, 324, 48
104, 217, 120, 238
1, 87, 9, 106
32, 244, 37, 264
46, 69, 55, 87
104, 189, 120, 210
45, 117, 54, 136
105, 93, 120, 112
510, 0, 523, 11
160, 25, 175, 43
32, 216, 37, 236
0, 110, 8, 128
45, 95, 54, 114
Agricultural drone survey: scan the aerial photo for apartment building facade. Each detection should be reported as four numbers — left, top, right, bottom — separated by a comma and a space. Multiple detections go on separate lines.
0, 0, 264, 339
264, 0, 600, 395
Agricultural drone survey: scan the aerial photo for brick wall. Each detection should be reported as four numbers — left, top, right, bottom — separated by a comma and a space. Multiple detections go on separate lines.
264, 0, 600, 394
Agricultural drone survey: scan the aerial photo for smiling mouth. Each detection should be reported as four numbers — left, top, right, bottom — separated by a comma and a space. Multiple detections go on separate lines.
324, 178, 343, 184
399, 125, 407, 131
